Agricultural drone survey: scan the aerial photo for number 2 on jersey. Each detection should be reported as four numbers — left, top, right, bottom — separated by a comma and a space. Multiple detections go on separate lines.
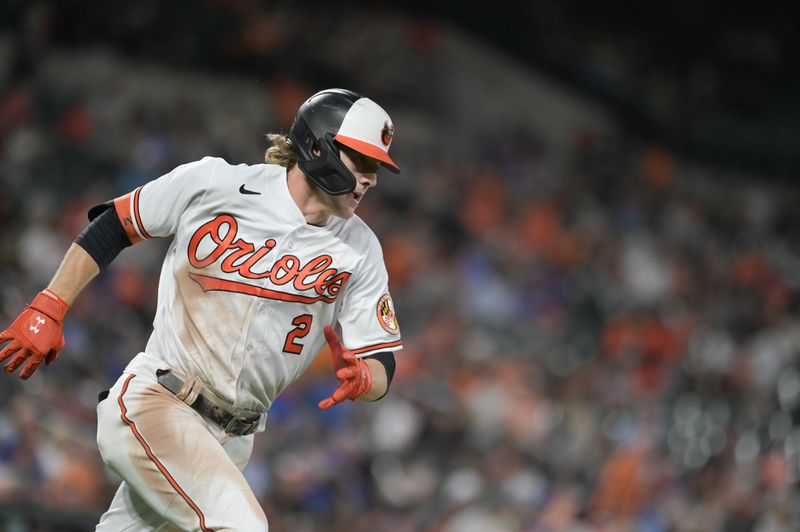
283, 314, 313, 355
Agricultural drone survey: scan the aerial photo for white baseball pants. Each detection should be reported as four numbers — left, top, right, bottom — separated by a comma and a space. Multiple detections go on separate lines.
94, 356, 268, 531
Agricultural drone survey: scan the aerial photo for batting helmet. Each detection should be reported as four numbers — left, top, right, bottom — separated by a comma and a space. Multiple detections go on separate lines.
288, 88, 400, 195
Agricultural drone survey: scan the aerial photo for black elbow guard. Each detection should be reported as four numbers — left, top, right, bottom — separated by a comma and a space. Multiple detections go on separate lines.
364, 351, 396, 393
75, 204, 132, 269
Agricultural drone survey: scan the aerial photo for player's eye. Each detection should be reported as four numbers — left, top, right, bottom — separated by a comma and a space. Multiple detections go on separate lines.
341, 146, 379, 172
360, 159, 379, 173
356, 153, 379, 172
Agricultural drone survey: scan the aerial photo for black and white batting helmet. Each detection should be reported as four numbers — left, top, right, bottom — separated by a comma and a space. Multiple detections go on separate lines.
288, 88, 400, 195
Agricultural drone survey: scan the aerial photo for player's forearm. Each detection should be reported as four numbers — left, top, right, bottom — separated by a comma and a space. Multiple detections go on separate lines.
46, 243, 101, 305
361, 358, 388, 401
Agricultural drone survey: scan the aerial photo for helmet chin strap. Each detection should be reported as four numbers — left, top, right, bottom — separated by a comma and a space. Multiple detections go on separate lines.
297, 136, 357, 195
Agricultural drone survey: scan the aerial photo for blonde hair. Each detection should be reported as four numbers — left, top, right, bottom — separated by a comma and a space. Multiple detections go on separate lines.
264, 133, 297, 168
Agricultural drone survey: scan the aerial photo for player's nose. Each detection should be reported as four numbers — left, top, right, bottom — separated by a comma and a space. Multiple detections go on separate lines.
358, 171, 377, 190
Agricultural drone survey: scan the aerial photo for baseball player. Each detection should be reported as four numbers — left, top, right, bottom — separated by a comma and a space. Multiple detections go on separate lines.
0, 88, 402, 531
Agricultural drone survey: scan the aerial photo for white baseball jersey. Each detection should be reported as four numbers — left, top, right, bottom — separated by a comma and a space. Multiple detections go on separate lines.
112, 156, 402, 416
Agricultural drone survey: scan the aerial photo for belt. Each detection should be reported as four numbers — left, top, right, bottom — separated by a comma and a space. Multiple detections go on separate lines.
156, 369, 259, 436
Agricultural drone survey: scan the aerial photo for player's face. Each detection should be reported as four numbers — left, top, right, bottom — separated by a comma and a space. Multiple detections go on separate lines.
324, 146, 379, 219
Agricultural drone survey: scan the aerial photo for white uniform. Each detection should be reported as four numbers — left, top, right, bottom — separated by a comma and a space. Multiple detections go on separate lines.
95, 156, 402, 531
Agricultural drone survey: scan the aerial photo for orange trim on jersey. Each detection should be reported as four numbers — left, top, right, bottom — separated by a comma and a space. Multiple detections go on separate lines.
189, 272, 337, 304
132, 187, 153, 239
351, 340, 403, 355
113, 192, 143, 244
333, 134, 400, 171
117, 374, 211, 532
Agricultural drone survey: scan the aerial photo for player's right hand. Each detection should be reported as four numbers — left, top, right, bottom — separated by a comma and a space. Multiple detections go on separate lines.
0, 289, 69, 379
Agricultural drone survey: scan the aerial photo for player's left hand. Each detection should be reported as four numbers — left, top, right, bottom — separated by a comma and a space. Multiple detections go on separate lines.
318, 325, 372, 410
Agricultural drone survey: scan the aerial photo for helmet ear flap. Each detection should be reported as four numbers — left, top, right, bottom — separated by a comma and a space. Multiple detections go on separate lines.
297, 135, 356, 195
288, 89, 364, 194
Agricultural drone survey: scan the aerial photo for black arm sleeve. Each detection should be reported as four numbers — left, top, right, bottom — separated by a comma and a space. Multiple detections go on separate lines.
74, 204, 132, 269
363, 351, 396, 399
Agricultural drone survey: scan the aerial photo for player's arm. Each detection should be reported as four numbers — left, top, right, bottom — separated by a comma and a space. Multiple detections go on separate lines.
47, 204, 131, 305
361, 352, 395, 401
47, 244, 100, 304
49, 203, 132, 302
0, 205, 131, 378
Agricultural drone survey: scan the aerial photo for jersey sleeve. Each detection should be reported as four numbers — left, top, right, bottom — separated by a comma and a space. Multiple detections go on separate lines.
337, 235, 402, 358
113, 157, 219, 243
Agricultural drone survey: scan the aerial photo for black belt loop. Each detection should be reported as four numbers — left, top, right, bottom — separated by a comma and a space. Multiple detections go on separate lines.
156, 369, 259, 436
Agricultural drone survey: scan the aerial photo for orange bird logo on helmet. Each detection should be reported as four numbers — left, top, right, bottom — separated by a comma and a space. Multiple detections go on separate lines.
380, 120, 394, 147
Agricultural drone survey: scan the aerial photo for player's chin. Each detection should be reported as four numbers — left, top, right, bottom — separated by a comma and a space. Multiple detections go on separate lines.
337, 207, 357, 219
336, 198, 358, 218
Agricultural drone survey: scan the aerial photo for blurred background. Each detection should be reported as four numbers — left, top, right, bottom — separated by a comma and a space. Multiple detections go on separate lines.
1, 1, 800, 531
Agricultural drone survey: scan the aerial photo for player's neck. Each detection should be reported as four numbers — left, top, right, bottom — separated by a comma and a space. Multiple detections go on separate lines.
286, 165, 332, 226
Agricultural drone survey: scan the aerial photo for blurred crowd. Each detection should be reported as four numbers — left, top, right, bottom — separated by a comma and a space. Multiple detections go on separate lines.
503, 2, 800, 175
3, 3, 800, 532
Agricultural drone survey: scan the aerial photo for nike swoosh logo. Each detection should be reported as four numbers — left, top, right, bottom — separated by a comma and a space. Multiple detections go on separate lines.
239, 184, 261, 195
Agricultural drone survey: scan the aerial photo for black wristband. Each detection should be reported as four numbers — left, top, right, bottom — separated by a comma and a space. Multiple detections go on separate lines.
75, 204, 132, 269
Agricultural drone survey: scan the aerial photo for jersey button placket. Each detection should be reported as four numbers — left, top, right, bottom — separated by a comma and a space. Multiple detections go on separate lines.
258, 230, 289, 291
286, 225, 304, 251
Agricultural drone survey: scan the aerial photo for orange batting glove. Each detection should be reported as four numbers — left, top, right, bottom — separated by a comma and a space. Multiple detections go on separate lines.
318, 325, 372, 410
0, 289, 69, 379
